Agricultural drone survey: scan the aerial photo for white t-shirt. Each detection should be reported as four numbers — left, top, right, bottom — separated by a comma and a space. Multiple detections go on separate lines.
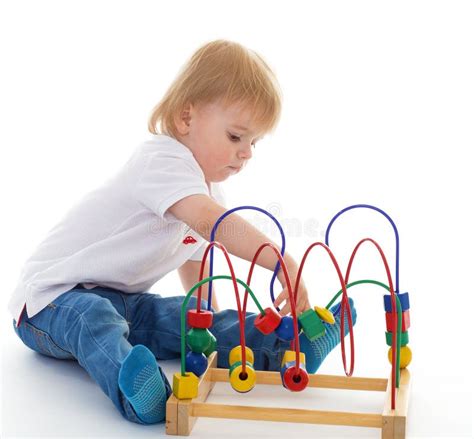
8, 134, 226, 322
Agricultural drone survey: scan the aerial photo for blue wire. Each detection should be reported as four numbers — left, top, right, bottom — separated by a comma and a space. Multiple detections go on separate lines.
324, 204, 400, 316
206, 206, 286, 312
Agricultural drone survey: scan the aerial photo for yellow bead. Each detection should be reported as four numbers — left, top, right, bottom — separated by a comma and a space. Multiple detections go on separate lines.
172, 372, 199, 399
229, 345, 254, 366
388, 345, 412, 369
281, 350, 306, 368
314, 306, 335, 324
229, 362, 257, 393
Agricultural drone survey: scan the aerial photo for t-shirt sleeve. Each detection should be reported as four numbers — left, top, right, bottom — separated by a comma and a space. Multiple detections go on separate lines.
187, 182, 227, 262
134, 150, 209, 220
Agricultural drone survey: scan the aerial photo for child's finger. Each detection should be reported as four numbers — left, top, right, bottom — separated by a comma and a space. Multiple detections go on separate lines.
278, 300, 292, 316
273, 290, 288, 308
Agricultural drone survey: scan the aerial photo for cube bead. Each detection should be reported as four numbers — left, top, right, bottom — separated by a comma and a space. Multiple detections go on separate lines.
172, 372, 199, 399
254, 307, 281, 335
229, 346, 254, 366
385, 310, 411, 332
297, 308, 326, 341
187, 309, 213, 329
384, 292, 410, 312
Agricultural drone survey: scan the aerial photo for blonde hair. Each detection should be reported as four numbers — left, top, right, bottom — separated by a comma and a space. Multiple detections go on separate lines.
148, 39, 282, 138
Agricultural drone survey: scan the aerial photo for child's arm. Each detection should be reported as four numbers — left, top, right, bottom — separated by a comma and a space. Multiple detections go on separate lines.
169, 194, 311, 315
178, 259, 220, 312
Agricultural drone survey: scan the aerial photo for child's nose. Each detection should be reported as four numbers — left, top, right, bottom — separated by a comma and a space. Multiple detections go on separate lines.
238, 144, 253, 160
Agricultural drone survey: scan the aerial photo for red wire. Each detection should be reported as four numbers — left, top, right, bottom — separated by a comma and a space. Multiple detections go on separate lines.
195, 241, 249, 370
290, 242, 355, 377
344, 238, 397, 410
242, 243, 302, 374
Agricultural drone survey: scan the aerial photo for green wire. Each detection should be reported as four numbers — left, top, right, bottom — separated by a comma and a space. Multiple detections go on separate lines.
180, 275, 264, 376
325, 279, 402, 388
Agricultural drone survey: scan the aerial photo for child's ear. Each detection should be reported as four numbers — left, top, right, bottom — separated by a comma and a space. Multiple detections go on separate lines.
175, 103, 193, 135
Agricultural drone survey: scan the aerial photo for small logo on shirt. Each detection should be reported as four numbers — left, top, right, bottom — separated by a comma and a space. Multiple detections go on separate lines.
183, 236, 197, 245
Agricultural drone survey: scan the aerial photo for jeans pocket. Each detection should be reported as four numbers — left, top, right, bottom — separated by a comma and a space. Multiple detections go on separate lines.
16, 320, 74, 360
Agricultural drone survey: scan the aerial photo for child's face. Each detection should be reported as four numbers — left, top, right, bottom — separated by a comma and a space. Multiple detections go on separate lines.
175, 99, 264, 183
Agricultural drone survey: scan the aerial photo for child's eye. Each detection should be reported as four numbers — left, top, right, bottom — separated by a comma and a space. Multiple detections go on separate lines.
228, 133, 257, 148
228, 133, 240, 142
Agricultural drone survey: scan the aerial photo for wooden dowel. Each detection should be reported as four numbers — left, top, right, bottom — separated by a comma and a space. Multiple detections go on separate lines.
191, 402, 383, 428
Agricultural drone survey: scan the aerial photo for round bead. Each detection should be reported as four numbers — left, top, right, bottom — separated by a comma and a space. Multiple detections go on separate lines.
281, 362, 309, 392
229, 362, 256, 393
275, 316, 295, 341
203, 332, 217, 357
187, 328, 212, 354
229, 346, 254, 366
314, 306, 335, 324
388, 346, 412, 369
185, 351, 208, 377
187, 309, 213, 329
254, 307, 282, 335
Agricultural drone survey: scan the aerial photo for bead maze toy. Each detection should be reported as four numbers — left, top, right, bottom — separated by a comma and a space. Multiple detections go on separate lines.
166, 204, 412, 438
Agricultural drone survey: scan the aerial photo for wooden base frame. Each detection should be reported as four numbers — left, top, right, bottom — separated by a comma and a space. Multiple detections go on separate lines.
166, 352, 410, 438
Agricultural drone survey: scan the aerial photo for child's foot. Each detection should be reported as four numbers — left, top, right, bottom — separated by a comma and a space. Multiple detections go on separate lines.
118, 344, 167, 424
299, 297, 357, 374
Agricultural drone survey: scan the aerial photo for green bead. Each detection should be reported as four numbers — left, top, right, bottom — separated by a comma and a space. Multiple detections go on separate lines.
203, 332, 217, 357
187, 328, 212, 353
297, 308, 326, 341
385, 330, 409, 347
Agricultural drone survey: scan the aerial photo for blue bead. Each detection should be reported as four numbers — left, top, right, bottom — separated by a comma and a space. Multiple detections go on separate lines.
185, 351, 208, 377
275, 316, 295, 341
383, 292, 410, 312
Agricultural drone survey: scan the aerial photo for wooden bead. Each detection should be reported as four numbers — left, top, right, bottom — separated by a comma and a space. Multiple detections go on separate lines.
229, 362, 256, 393
228, 360, 254, 377
187, 309, 213, 329
229, 346, 254, 366
187, 328, 212, 353
388, 346, 412, 368
275, 316, 295, 341
314, 306, 335, 324
281, 361, 309, 392
172, 372, 199, 400
384, 292, 410, 312
254, 307, 282, 335
203, 332, 217, 357
185, 351, 208, 377
297, 308, 326, 341
281, 350, 306, 368
385, 330, 409, 347
385, 310, 411, 332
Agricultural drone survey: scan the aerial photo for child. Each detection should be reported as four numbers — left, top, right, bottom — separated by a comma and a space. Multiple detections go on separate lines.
9, 39, 356, 425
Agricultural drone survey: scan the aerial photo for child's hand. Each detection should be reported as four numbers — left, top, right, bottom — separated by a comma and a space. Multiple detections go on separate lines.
273, 275, 311, 317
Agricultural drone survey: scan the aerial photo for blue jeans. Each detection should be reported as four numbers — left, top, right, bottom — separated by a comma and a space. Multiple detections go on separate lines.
12, 284, 292, 424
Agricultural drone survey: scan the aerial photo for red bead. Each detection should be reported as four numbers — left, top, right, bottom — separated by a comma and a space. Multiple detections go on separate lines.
281, 361, 309, 392
254, 307, 282, 335
385, 310, 410, 332
187, 309, 213, 329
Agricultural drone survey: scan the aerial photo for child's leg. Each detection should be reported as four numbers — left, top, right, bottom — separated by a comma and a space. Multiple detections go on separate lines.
12, 286, 167, 424
123, 293, 293, 371
123, 293, 356, 374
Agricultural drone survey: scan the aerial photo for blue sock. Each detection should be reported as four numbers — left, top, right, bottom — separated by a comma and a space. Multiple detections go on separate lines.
118, 344, 167, 424
299, 297, 357, 374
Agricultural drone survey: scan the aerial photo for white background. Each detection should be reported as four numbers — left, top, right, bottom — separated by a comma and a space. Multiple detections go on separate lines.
1, 1, 473, 438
